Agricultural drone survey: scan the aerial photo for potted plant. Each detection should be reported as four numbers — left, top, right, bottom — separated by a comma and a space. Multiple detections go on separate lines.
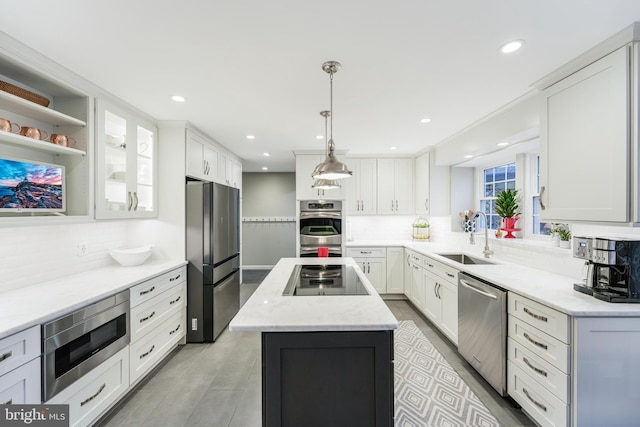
558, 227, 572, 249
494, 189, 521, 238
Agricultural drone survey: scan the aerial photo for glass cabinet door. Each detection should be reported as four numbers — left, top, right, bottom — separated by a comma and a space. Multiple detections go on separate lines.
96, 99, 157, 219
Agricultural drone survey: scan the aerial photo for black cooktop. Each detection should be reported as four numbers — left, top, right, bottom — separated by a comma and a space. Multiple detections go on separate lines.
283, 264, 369, 296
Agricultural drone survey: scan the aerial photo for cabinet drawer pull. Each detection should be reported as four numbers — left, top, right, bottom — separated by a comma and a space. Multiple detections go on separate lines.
413, 265, 420, 270
360, 251, 372, 254
140, 345, 155, 359
427, 263, 434, 268
140, 311, 156, 323
169, 296, 182, 305
524, 332, 548, 350
4, 399, 12, 405
169, 324, 181, 335
446, 272, 455, 278
169, 274, 181, 282
139, 286, 156, 296
523, 357, 548, 377
0, 350, 12, 362
523, 387, 547, 412
80, 383, 106, 407
524, 307, 548, 322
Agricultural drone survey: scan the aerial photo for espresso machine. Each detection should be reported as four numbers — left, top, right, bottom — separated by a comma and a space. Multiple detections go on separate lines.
573, 236, 640, 303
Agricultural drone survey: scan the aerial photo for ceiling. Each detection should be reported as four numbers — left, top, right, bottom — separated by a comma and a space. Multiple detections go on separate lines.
1, 1, 640, 172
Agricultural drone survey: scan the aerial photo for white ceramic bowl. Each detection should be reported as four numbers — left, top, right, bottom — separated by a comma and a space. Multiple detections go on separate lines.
109, 245, 153, 267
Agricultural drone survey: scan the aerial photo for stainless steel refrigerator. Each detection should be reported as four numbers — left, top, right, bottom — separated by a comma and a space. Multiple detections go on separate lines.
186, 180, 240, 342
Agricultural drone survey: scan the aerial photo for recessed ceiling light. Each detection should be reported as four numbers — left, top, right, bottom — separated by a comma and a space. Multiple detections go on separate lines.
262, 166, 268, 171
263, 152, 270, 157
499, 39, 525, 54
316, 135, 324, 140
246, 135, 255, 140
390, 146, 397, 150
171, 95, 185, 102
464, 155, 474, 159
420, 118, 431, 123
497, 142, 509, 147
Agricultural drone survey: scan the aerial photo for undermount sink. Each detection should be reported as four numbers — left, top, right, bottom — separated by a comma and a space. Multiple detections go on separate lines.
436, 253, 495, 265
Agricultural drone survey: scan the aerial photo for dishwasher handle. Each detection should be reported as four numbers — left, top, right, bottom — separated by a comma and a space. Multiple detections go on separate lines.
459, 278, 498, 300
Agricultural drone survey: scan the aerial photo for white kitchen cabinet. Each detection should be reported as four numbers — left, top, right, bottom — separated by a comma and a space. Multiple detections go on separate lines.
405, 251, 425, 309
48, 347, 130, 427
347, 247, 386, 293
539, 45, 633, 223
186, 129, 219, 181
404, 251, 413, 300
422, 257, 458, 344
220, 151, 242, 188
129, 266, 186, 385
414, 152, 430, 215
96, 98, 158, 219
377, 159, 414, 214
295, 154, 346, 200
386, 247, 404, 294
344, 158, 377, 214
507, 293, 570, 427
0, 325, 41, 404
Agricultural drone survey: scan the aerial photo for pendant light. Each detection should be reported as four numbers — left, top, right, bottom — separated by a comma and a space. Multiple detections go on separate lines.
311, 61, 353, 180
312, 110, 340, 190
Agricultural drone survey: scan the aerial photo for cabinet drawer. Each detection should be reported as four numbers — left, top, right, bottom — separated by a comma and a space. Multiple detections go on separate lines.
48, 347, 129, 427
406, 250, 424, 265
509, 293, 569, 343
508, 361, 569, 427
508, 337, 569, 403
0, 325, 40, 377
346, 247, 386, 258
509, 315, 569, 373
130, 266, 186, 307
130, 308, 185, 385
131, 282, 186, 342
424, 256, 459, 284
0, 358, 41, 405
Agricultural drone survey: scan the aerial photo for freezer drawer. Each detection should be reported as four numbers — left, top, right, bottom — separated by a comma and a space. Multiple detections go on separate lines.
213, 270, 240, 340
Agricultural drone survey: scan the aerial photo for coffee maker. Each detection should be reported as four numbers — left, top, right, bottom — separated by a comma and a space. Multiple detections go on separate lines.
573, 236, 640, 303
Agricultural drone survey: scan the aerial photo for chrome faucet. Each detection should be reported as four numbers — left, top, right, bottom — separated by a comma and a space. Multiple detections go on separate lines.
468, 211, 494, 258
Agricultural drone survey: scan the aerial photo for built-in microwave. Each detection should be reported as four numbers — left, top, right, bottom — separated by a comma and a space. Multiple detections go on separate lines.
42, 290, 130, 401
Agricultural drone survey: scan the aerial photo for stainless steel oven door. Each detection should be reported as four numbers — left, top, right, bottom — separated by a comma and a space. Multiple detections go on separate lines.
43, 290, 130, 401
299, 211, 342, 246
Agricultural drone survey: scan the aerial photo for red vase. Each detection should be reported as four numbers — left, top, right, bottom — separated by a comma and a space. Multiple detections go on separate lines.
501, 217, 519, 238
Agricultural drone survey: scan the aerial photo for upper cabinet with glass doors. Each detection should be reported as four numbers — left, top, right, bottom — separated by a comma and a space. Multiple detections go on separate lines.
95, 99, 157, 219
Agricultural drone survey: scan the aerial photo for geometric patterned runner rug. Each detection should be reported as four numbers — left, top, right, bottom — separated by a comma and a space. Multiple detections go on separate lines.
394, 320, 501, 427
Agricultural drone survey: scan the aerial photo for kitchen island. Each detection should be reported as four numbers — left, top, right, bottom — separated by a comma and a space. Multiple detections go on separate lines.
229, 257, 398, 427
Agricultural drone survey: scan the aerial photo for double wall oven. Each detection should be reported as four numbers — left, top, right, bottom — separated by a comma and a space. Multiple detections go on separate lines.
299, 200, 343, 257
42, 290, 130, 401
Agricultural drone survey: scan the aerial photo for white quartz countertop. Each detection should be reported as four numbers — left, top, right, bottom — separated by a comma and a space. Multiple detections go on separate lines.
348, 240, 640, 317
229, 257, 399, 332
0, 260, 187, 340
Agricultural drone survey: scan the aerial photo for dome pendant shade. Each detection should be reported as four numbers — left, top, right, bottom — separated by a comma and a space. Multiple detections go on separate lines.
312, 178, 341, 189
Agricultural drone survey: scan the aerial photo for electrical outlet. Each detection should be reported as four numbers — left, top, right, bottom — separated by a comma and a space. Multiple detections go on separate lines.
192, 318, 198, 330
77, 242, 87, 257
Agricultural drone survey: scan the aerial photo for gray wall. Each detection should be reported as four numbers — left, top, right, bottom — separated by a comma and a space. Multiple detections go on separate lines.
242, 173, 296, 267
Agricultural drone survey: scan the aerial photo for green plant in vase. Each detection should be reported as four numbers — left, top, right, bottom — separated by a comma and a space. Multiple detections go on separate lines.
494, 189, 521, 238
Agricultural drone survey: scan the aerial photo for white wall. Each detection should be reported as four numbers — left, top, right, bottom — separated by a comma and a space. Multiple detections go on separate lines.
0, 221, 130, 293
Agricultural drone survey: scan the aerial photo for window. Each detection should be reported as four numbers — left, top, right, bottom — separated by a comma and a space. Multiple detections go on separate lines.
480, 163, 516, 230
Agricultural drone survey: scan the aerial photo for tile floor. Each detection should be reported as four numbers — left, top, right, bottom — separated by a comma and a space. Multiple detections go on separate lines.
97, 282, 535, 427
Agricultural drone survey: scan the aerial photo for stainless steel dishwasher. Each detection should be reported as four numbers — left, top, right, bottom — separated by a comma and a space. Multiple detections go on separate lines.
458, 272, 507, 396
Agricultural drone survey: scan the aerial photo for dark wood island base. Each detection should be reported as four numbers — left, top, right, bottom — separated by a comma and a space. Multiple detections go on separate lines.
262, 330, 394, 427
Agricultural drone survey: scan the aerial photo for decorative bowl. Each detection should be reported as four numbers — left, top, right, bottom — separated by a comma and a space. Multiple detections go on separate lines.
109, 245, 153, 267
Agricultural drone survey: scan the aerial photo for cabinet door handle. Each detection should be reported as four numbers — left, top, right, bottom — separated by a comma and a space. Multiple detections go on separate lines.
522, 387, 547, 412
539, 186, 546, 210
139, 286, 156, 296
169, 324, 181, 335
425, 198, 429, 212
523, 332, 548, 350
523, 357, 548, 377
391, 200, 394, 211
524, 307, 548, 322
127, 192, 133, 211
407, 254, 411, 266
169, 295, 182, 305
140, 311, 156, 323
367, 262, 371, 274
133, 192, 139, 211
140, 345, 155, 359
169, 274, 181, 282
434, 283, 438, 298
0, 350, 12, 362
80, 383, 106, 406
